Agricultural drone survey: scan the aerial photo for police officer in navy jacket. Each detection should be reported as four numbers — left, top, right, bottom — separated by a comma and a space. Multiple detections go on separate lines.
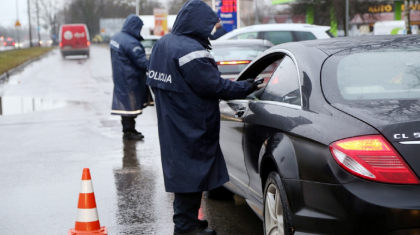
110, 14, 149, 140
147, 1, 258, 234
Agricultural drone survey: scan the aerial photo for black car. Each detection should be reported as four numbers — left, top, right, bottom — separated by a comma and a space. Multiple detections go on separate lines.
217, 35, 420, 235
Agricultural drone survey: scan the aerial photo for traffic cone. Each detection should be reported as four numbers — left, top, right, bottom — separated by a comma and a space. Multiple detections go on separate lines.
68, 168, 108, 235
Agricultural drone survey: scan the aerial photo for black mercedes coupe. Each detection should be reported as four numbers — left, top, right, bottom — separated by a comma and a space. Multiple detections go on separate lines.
218, 35, 420, 235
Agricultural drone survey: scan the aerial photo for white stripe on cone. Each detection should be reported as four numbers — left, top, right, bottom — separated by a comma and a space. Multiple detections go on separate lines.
77, 208, 99, 222
80, 180, 94, 193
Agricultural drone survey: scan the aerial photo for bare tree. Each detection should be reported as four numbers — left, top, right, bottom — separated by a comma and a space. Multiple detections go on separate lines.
63, 0, 163, 36
168, 0, 189, 14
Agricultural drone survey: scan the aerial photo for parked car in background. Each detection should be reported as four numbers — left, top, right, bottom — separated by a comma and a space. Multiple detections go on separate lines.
209, 39, 273, 80
216, 35, 420, 235
142, 35, 161, 59
59, 24, 90, 58
218, 24, 332, 45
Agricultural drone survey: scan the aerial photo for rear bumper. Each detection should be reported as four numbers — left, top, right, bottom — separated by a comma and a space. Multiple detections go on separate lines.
61, 47, 89, 56
283, 178, 420, 235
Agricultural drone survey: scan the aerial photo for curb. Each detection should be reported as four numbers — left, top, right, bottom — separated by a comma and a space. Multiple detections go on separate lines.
0, 49, 55, 84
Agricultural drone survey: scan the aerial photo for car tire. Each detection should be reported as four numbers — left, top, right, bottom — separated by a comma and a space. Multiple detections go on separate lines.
204, 186, 233, 200
263, 172, 294, 235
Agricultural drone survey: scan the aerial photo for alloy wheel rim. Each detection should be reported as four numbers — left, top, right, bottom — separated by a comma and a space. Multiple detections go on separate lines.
264, 183, 284, 235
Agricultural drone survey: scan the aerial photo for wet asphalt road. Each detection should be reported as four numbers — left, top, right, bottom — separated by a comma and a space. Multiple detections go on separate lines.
0, 45, 263, 235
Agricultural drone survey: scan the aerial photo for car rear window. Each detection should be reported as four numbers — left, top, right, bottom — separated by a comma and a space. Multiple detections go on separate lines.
210, 45, 269, 74
322, 46, 420, 102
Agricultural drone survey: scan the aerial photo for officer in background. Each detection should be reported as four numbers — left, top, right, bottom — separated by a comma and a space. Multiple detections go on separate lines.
110, 14, 149, 140
209, 22, 227, 40
147, 1, 258, 234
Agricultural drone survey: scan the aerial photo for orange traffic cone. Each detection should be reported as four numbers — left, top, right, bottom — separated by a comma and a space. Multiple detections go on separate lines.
68, 168, 108, 235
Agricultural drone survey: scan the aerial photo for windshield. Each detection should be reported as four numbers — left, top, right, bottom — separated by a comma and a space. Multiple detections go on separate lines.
322, 47, 420, 102
210, 45, 269, 74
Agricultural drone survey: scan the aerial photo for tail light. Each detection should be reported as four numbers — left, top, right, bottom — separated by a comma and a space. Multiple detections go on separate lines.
216, 60, 251, 65
59, 42, 63, 47
12, 42, 15, 46
330, 135, 419, 184
87, 41, 90, 46
3, 42, 6, 46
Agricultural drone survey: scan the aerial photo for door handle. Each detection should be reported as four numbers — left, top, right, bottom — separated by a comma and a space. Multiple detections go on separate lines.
235, 107, 247, 118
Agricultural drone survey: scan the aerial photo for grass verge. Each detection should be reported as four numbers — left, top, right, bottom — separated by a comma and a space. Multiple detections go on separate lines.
0, 47, 54, 75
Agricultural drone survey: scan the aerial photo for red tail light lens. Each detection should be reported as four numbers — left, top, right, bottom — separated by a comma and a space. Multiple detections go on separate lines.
12, 42, 15, 46
59, 42, 63, 47
216, 60, 251, 65
87, 41, 90, 46
330, 135, 419, 184
3, 42, 6, 46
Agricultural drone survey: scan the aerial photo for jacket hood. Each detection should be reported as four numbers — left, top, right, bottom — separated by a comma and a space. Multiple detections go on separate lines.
172, 0, 219, 40
122, 14, 144, 40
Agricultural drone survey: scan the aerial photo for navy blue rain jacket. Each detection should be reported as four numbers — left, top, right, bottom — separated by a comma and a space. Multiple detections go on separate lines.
110, 14, 149, 116
147, 0, 252, 193
209, 26, 227, 40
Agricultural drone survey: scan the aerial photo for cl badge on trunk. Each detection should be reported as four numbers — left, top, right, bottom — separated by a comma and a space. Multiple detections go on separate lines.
414, 133, 420, 138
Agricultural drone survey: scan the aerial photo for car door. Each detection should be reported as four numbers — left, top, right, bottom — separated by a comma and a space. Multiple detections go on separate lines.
219, 99, 251, 195
243, 55, 303, 202
219, 55, 283, 197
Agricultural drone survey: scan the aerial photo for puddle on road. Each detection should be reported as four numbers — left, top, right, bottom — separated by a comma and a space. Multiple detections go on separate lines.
0, 96, 72, 115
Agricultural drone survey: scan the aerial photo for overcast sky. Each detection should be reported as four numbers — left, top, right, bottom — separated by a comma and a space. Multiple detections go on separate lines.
0, 0, 174, 28
0, 0, 68, 28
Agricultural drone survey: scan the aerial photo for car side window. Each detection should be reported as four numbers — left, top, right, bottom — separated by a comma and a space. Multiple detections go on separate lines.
262, 31, 293, 45
295, 31, 317, 41
261, 56, 301, 106
232, 32, 258, 40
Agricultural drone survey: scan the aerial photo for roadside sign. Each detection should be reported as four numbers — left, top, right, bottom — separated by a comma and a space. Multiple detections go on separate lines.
154, 8, 168, 36
215, 0, 239, 32
15, 20, 21, 27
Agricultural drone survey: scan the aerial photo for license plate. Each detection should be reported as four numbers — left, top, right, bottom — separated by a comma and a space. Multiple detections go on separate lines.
64, 46, 72, 49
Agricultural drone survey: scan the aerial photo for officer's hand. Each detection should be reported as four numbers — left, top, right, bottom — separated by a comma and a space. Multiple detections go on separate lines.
247, 78, 264, 92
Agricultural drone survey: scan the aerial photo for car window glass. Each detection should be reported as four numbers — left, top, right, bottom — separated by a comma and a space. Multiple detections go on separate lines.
261, 56, 301, 105
255, 58, 283, 87
232, 32, 258, 39
295, 31, 317, 41
263, 31, 293, 45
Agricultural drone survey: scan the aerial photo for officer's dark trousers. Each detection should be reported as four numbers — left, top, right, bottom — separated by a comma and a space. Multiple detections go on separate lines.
173, 192, 203, 233
121, 116, 137, 133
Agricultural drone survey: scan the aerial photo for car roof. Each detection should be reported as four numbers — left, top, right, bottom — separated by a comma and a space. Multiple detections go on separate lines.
218, 23, 330, 39
270, 35, 420, 56
211, 39, 274, 47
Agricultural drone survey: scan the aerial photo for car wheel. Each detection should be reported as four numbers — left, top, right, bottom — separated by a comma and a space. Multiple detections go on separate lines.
263, 172, 293, 235
204, 186, 233, 200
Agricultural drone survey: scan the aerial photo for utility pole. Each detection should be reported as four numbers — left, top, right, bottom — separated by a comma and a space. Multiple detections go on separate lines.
345, 0, 349, 36
16, 0, 21, 48
27, 0, 33, 47
136, 0, 140, 15
405, 0, 412, 34
36, 0, 41, 44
